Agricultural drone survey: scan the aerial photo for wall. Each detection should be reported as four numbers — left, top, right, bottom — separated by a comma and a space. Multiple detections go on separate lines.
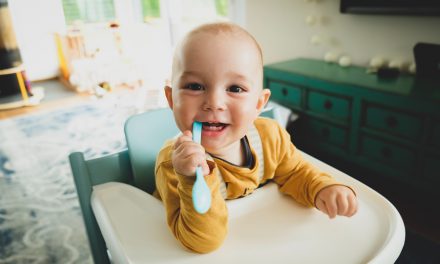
9, 0, 65, 81
245, 0, 440, 68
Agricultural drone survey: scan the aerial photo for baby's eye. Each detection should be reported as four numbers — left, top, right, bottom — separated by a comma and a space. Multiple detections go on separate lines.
227, 85, 244, 93
184, 83, 204, 91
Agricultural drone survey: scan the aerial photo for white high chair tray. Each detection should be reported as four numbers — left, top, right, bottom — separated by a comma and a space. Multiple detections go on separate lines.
91, 152, 405, 264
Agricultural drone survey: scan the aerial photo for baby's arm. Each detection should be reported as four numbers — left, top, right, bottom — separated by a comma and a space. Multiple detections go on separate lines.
268, 122, 358, 217
315, 185, 358, 218
274, 149, 358, 218
155, 131, 228, 253
273, 145, 358, 218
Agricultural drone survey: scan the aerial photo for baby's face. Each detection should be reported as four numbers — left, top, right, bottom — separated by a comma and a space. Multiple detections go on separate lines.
167, 31, 269, 155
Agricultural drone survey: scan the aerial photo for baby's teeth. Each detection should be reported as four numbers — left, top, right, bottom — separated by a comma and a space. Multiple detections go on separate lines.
204, 125, 223, 131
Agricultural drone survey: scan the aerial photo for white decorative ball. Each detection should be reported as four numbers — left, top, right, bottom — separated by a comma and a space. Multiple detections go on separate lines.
339, 56, 352, 67
324, 51, 338, 63
388, 59, 403, 70
370, 56, 385, 68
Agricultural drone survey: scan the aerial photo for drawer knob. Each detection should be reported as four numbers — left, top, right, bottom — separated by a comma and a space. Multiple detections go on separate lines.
282, 88, 288, 96
324, 100, 333, 110
386, 116, 398, 128
381, 147, 392, 158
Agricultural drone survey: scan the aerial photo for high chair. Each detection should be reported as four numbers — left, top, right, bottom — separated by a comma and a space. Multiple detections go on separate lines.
69, 107, 405, 264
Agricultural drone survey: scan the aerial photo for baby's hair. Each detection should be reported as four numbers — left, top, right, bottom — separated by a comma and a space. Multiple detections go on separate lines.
185, 22, 263, 63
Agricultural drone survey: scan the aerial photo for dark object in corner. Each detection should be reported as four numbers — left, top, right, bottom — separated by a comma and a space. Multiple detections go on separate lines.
377, 67, 400, 79
340, 0, 440, 16
414, 42, 440, 80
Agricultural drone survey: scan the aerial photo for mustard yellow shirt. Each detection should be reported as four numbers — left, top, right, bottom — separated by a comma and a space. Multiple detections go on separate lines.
155, 117, 341, 253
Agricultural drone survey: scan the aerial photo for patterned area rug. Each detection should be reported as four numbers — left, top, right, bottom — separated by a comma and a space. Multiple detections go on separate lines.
0, 90, 162, 264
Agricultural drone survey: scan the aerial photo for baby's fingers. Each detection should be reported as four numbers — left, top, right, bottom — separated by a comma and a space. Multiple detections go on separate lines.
337, 192, 358, 217
325, 197, 338, 219
316, 197, 337, 219
315, 198, 329, 216
174, 130, 193, 149
337, 194, 349, 216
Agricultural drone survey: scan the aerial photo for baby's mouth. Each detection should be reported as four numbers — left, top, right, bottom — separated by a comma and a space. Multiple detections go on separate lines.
202, 122, 228, 131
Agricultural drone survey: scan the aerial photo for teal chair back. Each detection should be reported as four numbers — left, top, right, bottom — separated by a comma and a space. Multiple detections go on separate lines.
125, 108, 179, 194
69, 108, 178, 264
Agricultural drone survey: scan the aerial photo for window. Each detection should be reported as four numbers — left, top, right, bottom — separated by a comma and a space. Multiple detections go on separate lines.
62, 0, 116, 25
141, 0, 161, 21
62, 0, 230, 25
215, 0, 228, 17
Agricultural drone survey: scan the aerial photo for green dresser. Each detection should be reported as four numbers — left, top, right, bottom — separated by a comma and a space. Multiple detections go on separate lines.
264, 58, 440, 190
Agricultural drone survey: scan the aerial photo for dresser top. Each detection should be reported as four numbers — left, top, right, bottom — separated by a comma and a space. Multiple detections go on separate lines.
264, 58, 439, 101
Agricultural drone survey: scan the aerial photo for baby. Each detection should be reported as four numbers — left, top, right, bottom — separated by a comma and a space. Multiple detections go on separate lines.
155, 22, 358, 253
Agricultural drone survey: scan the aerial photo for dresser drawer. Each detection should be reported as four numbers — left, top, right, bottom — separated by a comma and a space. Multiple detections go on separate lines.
364, 104, 423, 141
307, 91, 350, 121
269, 81, 301, 109
300, 118, 349, 149
428, 121, 440, 147
359, 135, 416, 172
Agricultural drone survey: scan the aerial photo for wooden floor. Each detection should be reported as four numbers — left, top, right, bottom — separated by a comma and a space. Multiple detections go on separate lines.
0, 79, 93, 120
0, 95, 89, 120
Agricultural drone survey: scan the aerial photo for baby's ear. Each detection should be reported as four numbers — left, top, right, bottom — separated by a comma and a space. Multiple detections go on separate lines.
256, 88, 271, 112
164, 86, 173, 109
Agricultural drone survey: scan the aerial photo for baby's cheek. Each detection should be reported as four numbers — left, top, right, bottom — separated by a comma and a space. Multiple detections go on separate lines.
234, 103, 257, 119
174, 108, 194, 131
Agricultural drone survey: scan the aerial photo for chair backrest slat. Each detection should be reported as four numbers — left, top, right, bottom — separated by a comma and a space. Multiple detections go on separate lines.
86, 150, 134, 186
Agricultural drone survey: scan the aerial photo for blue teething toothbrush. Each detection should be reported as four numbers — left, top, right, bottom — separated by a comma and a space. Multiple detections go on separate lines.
192, 121, 211, 214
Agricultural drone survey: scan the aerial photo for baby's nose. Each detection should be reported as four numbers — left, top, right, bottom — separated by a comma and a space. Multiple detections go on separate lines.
203, 90, 226, 111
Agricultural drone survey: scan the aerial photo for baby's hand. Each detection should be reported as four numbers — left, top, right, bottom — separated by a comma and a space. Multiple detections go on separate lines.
172, 130, 210, 177
315, 185, 358, 219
